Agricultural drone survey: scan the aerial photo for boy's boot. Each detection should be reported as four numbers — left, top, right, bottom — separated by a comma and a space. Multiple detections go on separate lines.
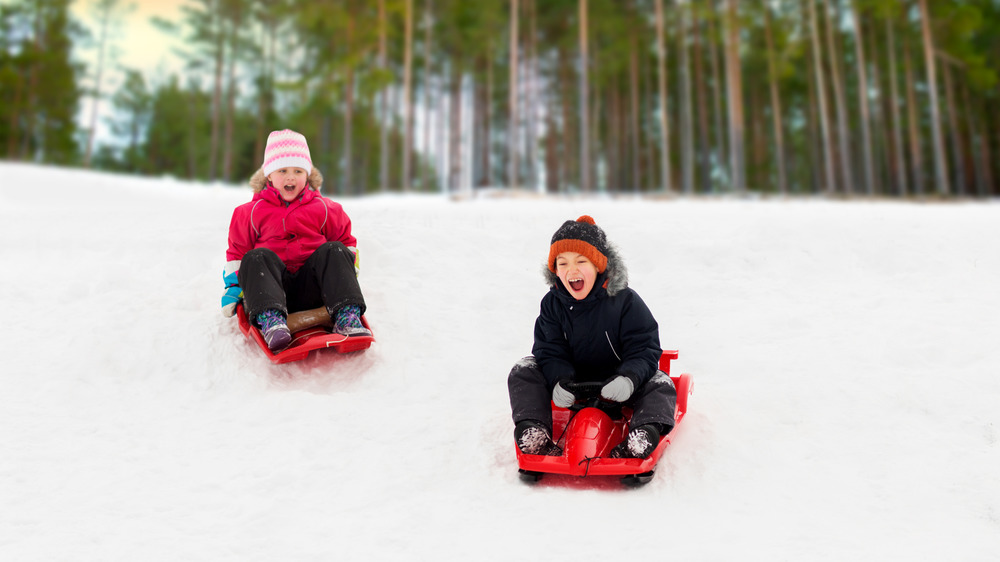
514, 420, 562, 456
333, 304, 372, 337
609, 424, 660, 459
256, 309, 292, 351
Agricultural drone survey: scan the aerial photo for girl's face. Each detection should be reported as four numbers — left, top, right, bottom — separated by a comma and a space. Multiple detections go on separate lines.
555, 251, 598, 300
267, 167, 309, 202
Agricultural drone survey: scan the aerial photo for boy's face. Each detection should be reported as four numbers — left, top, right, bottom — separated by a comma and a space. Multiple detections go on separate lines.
555, 251, 597, 300
267, 167, 309, 202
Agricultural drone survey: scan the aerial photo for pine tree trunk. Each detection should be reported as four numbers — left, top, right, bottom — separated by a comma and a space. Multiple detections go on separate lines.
591, 63, 602, 191
610, 81, 621, 190
545, 114, 560, 193
559, 48, 576, 193
187, 82, 198, 179
488, 53, 495, 186
643, 47, 658, 192
975, 93, 993, 196
436, 60, 448, 194
208, 10, 224, 181
864, 15, 885, 194
578, 0, 591, 193
750, 83, 766, 191
448, 64, 462, 193
961, 83, 986, 197
822, 0, 853, 194
692, 16, 711, 193
941, 61, 964, 195
402, 0, 414, 192
23, 7, 41, 160
526, 0, 540, 193
903, 35, 924, 195
477, 54, 491, 187
678, 0, 694, 194
805, 48, 820, 193
254, 25, 274, 174
808, 0, 836, 194
222, 2, 242, 184
917, 0, 948, 195
630, 35, 641, 192
507, 0, 520, 189
421, 0, 434, 191
707, 9, 726, 192
654, 0, 672, 193
763, 4, 787, 195
344, 67, 356, 194
83, 2, 111, 169
6, 68, 22, 157
378, 0, 389, 191
222, 44, 235, 182
509, 0, 519, 190
724, 0, 745, 193
850, 0, 875, 195
885, 13, 907, 196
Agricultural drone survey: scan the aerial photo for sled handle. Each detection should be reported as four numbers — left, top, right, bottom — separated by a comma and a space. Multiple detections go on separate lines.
658, 350, 679, 374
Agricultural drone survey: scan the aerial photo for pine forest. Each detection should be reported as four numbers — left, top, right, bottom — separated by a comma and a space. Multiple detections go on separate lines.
2, 0, 999, 198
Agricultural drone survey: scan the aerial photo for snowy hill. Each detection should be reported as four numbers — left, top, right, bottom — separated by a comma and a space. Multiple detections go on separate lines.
2, 162, 998, 561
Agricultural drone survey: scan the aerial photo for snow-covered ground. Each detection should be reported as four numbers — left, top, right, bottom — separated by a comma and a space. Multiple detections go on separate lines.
2, 163, 998, 561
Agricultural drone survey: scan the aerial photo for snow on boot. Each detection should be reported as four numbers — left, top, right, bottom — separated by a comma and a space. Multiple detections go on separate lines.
610, 424, 660, 459
333, 304, 371, 337
514, 420, 562, 456
256, 309, 292, 351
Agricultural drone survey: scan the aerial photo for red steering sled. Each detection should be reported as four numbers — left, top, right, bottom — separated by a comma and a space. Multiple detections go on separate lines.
235, 303, 374, 364
516, 350, 692, 486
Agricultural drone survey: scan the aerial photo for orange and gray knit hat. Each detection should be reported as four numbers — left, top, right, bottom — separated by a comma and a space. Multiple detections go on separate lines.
547, 215, 609, 273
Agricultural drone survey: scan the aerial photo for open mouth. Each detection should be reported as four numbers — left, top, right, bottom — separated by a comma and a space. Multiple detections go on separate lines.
568, 278, 585, 292
282, 184, 297, 192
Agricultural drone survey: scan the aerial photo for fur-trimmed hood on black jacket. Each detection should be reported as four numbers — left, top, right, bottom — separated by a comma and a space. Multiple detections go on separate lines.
532, 242, 661, 388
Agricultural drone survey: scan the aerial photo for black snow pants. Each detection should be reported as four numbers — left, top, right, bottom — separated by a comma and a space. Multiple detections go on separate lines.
238, 241, 365, 324
507, 356, 677, 435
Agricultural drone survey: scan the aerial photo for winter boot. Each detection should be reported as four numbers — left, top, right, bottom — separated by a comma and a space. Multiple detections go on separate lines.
333, 304, 371, 337
514, 420, 562, 456
256, 309, 292, 351
609, 424, 660, 459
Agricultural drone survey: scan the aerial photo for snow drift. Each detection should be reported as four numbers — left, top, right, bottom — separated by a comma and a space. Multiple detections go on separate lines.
2, 163, 998, 561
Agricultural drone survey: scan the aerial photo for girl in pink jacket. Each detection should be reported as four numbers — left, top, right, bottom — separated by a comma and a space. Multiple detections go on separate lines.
221, 129, 369, 351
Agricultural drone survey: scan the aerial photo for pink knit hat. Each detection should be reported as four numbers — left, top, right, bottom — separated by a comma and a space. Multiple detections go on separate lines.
262, 129, 312, 177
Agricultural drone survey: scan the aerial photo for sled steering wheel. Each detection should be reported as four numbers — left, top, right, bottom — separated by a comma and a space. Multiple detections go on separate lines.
560, 380, 616, 411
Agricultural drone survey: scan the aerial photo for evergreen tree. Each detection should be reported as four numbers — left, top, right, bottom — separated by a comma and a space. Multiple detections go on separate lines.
108, 69, 152, 172
0, 0, 81, 164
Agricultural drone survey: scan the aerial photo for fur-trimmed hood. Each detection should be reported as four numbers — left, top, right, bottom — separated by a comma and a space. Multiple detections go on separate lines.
249, 167, 325, 193
543, 241, 629, 297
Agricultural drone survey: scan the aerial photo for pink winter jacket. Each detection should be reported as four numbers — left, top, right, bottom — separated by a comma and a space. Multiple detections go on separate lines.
226, 171, 357, 274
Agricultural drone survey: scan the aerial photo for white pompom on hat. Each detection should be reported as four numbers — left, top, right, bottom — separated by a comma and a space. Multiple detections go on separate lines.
262, 129, 312, 177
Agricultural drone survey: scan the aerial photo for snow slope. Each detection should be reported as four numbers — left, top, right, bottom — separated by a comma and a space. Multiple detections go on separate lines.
2, 163, 998, 561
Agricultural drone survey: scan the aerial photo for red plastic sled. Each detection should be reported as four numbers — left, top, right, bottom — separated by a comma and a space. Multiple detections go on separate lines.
235, 303, 374, 364
515, 350, 693, 485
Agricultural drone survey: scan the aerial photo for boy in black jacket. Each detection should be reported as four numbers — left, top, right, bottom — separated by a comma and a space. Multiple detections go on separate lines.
507, 215, 677, 458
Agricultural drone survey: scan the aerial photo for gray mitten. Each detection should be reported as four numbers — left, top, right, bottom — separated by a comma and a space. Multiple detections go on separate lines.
552, 382, 575, 408
600, 375, 635, 402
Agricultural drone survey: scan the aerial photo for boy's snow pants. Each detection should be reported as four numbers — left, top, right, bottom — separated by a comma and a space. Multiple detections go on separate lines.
238, 241, 365, 324
507, 356, 677, 435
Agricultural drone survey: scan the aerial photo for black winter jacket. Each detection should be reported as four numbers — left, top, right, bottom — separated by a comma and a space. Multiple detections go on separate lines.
531, 264, 661, 389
